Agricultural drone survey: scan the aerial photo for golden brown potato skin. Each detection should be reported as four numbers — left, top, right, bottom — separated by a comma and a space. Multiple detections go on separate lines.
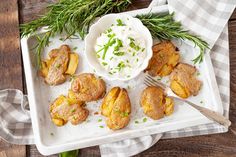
39, 45, 79, 86
101, 87, 131, 130
170, 63, 202, 98
50, 95, 88, 126
45, 45, 70, 85
140, 86, 174, 120
146, 41, 180, 77
70, 73, 106, 102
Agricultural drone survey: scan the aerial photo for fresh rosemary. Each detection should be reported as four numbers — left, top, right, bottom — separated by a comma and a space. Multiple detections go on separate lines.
136, 13, 209, 64
20, 0, 131, 68
20, 0, 209, 67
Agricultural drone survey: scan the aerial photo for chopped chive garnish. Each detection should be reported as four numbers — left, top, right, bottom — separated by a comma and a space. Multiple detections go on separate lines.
121, 111, 129, 117
73, 47, 78, 51
110, 57, 113, 60
200, 101, 203, 104
102, 34, 116, 59
113, 51, 125, 56
127, 75, 131, 78
136, 58, 139, 62
116, 19, 125, 26
128, 37, 135, 41
107, 28, 112, 33
71, 109, 76, 113
102, 62, 108, 66
135, 120, 139, 124
98, 119, 102, 122
116, 61, 125, 71
109, 72, 113, 75
142, 48, 145, 52
50, 132, 54, 136
129, 40, 141, 51
132, 52, 136, 56
99, 126, 104, 128
157, 77, 162, 80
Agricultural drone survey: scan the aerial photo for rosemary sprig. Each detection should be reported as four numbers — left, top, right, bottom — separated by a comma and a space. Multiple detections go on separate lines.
136, 13, 209, 64
20, 0, 130, 68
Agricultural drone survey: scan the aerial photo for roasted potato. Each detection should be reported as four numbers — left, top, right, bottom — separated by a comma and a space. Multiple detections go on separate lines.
40, 45, 79, 85
65, 53, 79, 75
146, 41, 180, 77
170, 63, 201, 98
101, 87, 131, 130
70, 73, 106, 102
140, 86, 174, 120
45, 45, 70, 85
50, 95, 88, 126
164, 97, 174, 116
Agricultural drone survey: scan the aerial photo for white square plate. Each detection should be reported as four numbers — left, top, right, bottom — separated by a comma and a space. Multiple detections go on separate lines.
21, 5, 223, 155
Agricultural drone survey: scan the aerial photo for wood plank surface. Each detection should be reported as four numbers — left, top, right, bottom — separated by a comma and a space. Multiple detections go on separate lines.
0, 0, 235, 156
0, 0, 26, 157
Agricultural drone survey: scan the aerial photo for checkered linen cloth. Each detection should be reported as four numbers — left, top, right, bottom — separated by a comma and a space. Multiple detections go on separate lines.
0, 0, 235, 156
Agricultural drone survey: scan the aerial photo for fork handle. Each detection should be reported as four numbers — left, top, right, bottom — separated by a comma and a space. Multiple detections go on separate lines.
184, 100, 231, 127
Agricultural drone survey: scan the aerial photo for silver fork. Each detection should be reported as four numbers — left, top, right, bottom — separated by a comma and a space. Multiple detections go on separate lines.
144, 74, 231, 127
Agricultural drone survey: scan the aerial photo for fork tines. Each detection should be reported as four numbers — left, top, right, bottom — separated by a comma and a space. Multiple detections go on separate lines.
144, 74, 167, 89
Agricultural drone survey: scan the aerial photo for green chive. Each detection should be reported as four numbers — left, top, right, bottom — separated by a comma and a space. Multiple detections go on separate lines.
73, 47, 78, 51
113, 51, 125, 56
98, 119, 102, 122
102, 62, 108, 66
116, 19, 125, 26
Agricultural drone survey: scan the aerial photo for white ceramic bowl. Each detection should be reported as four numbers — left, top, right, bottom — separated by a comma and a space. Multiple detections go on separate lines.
85, 13, 153, 81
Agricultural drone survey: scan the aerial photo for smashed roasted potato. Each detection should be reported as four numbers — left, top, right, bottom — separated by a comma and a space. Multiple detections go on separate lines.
70, 73, 106, 102
65, 53, 79, 75
50, 95, 88, 126
101, 87, 131, 130
140, 86, 174, 120
146, 41, 180, 77
39, 45, 79, 85
170, 63, 202, 98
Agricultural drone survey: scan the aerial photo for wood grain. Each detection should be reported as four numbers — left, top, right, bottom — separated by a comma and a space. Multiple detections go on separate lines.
0, 0, 234, 156
0, 0, 26, 157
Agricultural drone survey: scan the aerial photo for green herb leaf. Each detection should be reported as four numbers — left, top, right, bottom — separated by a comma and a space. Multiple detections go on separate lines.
143, 117, 147, 122
135, 120, 139, 124
98, 119, 102, 122
99, 125, 104, 128
116, 19, 125, 26
20, 0, 131, 68
116, 61, 125, 71
73, 47, 78, 51
102, 62, 108, 66
113, 51, 125, 56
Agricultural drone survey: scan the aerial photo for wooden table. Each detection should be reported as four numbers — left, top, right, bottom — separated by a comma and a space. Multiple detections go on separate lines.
0, 0, 235, 156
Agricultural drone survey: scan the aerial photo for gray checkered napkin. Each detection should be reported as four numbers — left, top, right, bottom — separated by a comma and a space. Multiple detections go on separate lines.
0, 0, 235, 156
